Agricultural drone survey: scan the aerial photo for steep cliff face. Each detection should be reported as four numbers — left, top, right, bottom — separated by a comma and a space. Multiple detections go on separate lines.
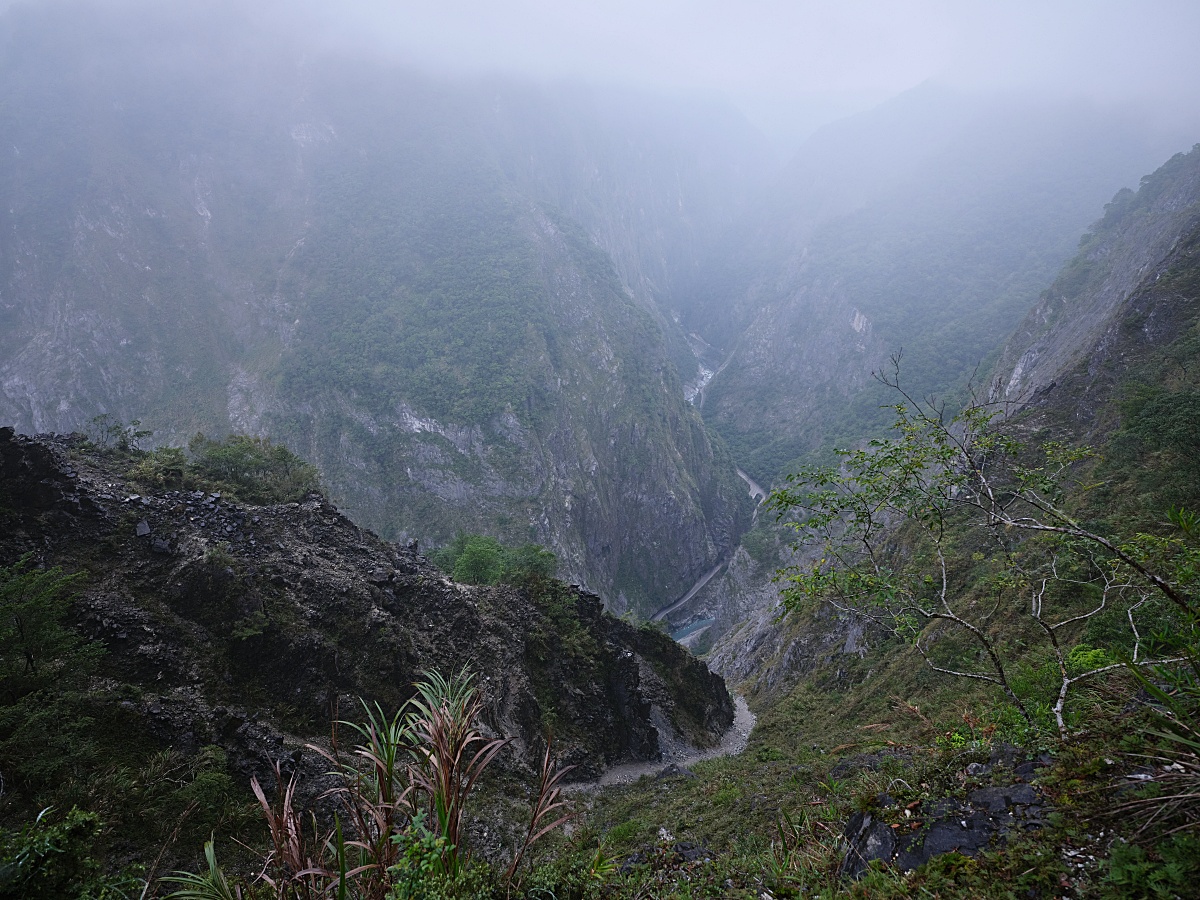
0, 3, 751, 616
0, 427, 734, 783
994, 144, 1200, 412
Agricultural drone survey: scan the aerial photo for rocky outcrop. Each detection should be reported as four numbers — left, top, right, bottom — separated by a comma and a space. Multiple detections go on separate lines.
838, 746, 1051, 879
0, 428, 733, 784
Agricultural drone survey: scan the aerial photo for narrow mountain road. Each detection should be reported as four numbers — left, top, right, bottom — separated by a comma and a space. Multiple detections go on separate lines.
736, 468, 767, 504
650, 466, 768, 623
651, 561, 724, 622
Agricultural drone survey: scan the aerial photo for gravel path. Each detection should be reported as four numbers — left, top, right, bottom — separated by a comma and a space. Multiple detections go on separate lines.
568, 696, 755, 791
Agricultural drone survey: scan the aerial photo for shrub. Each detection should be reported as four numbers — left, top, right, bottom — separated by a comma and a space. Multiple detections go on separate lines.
0, 807, 144, 899
433, 533, 558, 586
187, 434, 319, 504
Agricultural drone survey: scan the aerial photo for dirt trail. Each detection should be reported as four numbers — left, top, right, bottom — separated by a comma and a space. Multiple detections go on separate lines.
567, 696, 755, 791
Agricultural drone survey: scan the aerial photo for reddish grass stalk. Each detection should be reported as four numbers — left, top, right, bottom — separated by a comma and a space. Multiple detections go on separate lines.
249, 761, 332, 900
308, 702, 414, 899
504, 739, 576, 886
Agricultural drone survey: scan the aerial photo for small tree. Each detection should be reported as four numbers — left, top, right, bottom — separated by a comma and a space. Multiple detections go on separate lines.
501, 544, 558, 585
451, 537, 504, 585
768, 363, 1197, 736
87, 414, 152, 452
434, 534, 558, 587
0, 556, 86, 692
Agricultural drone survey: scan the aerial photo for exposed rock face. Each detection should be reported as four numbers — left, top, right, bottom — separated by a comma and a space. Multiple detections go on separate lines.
707, 589, 875, 697
0, 428, 733, 783
0, 4, 752, 618
994, 144, 1200, 417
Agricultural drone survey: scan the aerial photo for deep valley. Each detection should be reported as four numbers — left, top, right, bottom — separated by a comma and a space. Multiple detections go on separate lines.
3, 2, 1200, 898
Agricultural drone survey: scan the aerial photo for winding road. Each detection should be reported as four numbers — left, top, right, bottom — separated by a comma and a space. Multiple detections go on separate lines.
736, 468, 767, 504
650, 560, 725, 622
649, 467, 769, 623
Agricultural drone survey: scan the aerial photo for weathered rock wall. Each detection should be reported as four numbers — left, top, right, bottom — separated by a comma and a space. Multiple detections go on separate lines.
0, 428, 733, 785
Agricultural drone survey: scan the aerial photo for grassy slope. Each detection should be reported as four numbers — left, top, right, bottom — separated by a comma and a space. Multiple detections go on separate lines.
562, 161, 1200, 899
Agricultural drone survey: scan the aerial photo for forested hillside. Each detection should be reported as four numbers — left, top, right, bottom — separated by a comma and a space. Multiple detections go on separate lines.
0, 2, 755, 615
4, 1, 1200, 896
691, 85, 1194, 484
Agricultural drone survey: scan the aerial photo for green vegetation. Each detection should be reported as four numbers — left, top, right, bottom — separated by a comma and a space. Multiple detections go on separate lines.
122, 432, 320, 505
0, 807, 144, 899
767, 367, 1198, 735
739, 522, 782, 566
162, 670, 578, 900
0, 557, 250, 893
0, 557, 99, 803
184, 434, 320, 505
430, 534, 557, 586
579, 241, 1200, 894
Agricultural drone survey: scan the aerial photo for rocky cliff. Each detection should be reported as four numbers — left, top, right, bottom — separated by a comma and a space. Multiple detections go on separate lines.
0, 427, 734, 789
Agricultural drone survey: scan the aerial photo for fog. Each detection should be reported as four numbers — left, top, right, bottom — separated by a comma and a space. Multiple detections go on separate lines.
3, 0, 1198, 150
297, 0, 1200, 146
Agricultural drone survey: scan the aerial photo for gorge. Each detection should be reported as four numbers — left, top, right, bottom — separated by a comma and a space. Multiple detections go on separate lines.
3, 1, 1200, 896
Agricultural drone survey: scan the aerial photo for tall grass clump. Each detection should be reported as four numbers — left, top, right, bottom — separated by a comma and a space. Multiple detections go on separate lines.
162, 668, 570, 899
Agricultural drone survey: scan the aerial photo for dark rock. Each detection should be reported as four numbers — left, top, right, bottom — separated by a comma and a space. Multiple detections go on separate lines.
842, 771, 1050, 877
842, 811, 897, 878
618, 840, 713, 874
897, 815, 993, 869
0, 427, 735, 790
673, 842, 710, 863
968, 783, 1040, 812
988, 742, 1026, 769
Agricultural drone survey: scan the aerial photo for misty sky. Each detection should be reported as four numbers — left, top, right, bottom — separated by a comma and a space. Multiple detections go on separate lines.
4, 0, 1199, 146
308, 0, 1200, 142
